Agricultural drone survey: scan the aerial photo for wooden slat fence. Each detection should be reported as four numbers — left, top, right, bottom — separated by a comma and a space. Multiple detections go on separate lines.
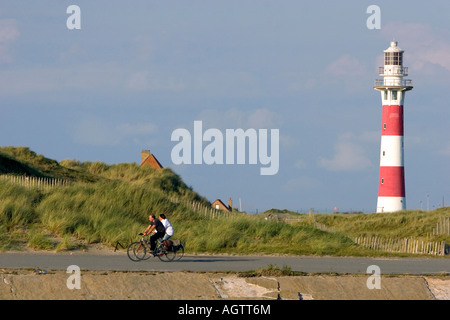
432, 216, 450, 236
0, 174, 69, 191
354, 236, 447, 256
169, 196, 233, 220
309, 209, 336, 232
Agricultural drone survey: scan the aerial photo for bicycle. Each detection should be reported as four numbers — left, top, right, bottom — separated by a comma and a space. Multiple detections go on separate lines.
127, 233, 184, 262
127, 233, 150, 261
170, 239, 185, 261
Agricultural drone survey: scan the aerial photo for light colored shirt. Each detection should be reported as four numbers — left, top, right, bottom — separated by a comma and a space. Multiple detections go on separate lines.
161, 218, 174, 236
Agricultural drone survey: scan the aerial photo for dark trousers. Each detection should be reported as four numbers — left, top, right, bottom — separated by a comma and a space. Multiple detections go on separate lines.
150, 232, 164, 251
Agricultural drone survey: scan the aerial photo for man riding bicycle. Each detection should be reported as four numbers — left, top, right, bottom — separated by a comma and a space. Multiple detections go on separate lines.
143, 214, 166, 255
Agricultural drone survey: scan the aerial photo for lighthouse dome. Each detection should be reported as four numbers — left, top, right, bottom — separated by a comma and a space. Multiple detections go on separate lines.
384, 41, 404, 53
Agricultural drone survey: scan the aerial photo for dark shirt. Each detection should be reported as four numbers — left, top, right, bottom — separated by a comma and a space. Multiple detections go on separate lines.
152, 219, 166, 234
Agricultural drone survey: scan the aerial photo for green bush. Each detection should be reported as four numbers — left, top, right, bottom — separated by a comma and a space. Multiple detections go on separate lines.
0, 181, 40, 229
28, 232, 54, 250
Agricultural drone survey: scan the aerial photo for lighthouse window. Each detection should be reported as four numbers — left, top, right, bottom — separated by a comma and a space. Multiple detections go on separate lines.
384, 90, 388, 100
392, 90, 398, 100
398, 53, 403, 65
393, 52, 400, 65
383, 123, 386, 129
381, 178, 384, 184
385, 52, 392, 65
385, 52, 403, 66
383, 151, 386, 156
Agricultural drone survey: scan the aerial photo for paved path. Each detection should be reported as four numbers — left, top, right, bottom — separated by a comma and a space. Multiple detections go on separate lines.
1, 252, 449, 275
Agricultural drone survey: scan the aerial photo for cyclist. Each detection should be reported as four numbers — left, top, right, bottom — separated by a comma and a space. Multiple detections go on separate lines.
143, 214, 166, 255
159, 213, 174, 241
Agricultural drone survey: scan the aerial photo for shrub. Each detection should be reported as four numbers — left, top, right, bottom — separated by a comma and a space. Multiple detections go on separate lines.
28, 232, 54, 250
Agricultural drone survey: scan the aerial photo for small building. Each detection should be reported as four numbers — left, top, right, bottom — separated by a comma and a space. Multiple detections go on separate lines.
140, 150, 163, 170
212, 198, 232, 212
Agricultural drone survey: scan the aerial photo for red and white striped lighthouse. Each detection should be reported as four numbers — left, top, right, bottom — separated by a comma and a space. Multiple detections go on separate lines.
374, 41, 413, 213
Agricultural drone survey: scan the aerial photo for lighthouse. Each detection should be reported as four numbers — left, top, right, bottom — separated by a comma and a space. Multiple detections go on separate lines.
374, 41, 413, 213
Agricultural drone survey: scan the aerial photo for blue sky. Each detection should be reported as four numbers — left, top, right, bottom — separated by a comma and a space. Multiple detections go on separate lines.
1, 1, 449, 213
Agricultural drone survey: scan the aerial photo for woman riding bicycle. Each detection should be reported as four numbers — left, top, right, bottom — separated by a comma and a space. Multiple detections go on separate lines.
159, 213, 174, 241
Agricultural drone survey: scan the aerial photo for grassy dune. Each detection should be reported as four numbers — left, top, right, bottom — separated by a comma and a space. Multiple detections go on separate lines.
0, 146, 448, 257
314, 208, 450, 242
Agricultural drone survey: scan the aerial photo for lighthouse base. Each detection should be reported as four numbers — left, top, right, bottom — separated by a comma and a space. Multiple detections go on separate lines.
376, 197, 406, 213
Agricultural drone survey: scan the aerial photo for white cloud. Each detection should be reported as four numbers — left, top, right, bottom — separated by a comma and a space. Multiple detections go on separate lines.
73, 119, 118, 146
323, 54, 370, 93
73, 118, 157, 147
0, 19, 19, 63
294, 160, 307, 169
196, 107, 282, 130
283, 176, 321, 192
279, 134, 299, 148
59, 44, 85, 61
438, 143, 450, 157
117, 123, 157, 135
195, 108, 245, 130
132, 35, 153, 62
0, 62, 127, 94
127, 71, 150, 91
318, 132, 376, 171
325, 54, 367, 76
247, 108, 282, 129
382, 22, 450, 74
126, 71, 186, 92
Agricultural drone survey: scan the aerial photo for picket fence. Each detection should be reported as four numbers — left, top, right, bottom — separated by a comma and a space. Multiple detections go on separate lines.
0, 174, 69, 191
1, 174, 231, 220
353, 236, 447, 256
432, 216, 450, 236
169, 196, 233, 220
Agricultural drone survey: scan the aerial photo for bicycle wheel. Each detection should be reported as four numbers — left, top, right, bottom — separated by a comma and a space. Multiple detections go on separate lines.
174, 243, 185, 261
158, 248, 176, 262
127, 241, 146, 261
141, 241, 152, 260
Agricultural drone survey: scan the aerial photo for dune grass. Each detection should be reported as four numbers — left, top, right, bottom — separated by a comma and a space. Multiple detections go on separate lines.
0, 175, 370, 256
1, 168, 448, 256
36, 179, 193, 247
313, 208, 450, 243
175, 215, 366, 256
0, 146, 448, 257
0, 182, 41, 230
